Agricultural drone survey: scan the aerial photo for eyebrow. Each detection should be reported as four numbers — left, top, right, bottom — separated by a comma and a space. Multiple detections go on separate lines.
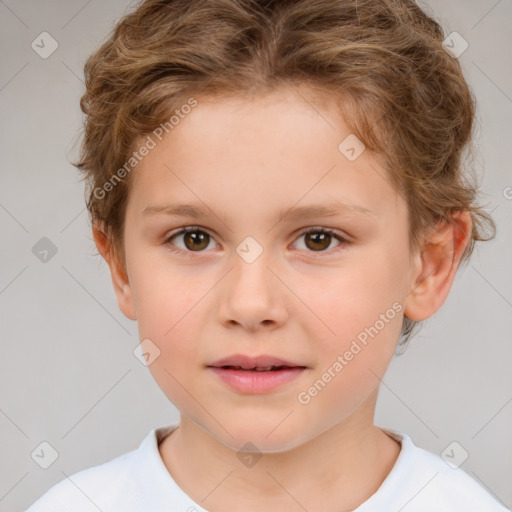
142, 202, 377, 225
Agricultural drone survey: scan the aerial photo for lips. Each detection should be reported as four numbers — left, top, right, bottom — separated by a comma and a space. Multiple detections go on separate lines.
207, 354, 308, 393
209, 366, 306, 393
207, 353, 307, 371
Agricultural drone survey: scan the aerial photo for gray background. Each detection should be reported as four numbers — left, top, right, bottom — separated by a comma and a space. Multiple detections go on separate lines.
0, 0, 511, 510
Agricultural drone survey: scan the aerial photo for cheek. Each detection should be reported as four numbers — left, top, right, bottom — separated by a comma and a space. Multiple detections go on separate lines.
311, 253, 404, 338
137, 280, 205, 410
128, 260, 208, 384
300, 248, 405, 388
129, 253, 204, 336
298, 288, 402, 420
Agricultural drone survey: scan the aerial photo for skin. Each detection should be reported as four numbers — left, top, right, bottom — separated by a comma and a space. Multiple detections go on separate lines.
93, 86, 471, 512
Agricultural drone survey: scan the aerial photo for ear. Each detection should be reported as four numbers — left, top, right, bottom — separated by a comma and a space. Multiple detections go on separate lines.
403, 211, 472, 322
92, 222, 137, 321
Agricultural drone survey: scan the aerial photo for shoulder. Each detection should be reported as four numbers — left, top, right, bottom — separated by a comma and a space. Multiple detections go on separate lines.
23, 424, 176, 512
367, 430, 510, 512
24, 422, 208, 512
413, 446, 506, 509
25, 448, 138, 511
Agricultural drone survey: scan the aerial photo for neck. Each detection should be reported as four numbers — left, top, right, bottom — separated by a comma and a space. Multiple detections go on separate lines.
159, 393, 401, 512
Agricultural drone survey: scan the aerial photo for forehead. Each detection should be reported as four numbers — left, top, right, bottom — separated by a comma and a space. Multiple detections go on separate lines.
126, 87, 403, 226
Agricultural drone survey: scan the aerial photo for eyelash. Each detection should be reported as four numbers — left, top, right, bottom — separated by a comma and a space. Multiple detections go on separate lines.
163, 226, 350, 258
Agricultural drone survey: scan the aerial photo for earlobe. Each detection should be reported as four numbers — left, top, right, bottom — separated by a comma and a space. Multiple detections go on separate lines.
403, 211, 472, 322
92, 223, 137, 321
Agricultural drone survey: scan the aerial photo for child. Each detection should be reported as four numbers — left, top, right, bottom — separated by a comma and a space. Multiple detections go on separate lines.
26, 0, 509, 510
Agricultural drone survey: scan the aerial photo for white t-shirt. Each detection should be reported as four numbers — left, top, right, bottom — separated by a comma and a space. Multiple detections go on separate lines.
25, 423, 509, 511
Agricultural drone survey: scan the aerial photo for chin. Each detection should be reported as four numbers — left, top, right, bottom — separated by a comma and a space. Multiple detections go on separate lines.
215, 419, 309, 454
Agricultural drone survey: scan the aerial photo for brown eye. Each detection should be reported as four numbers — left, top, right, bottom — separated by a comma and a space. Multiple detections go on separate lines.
304, 231, 332, 251
183, 230, 210, 251
166, 228, 216, 252
294, 228, 346, 253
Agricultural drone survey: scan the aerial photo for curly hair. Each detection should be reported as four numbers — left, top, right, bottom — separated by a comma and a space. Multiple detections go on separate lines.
75, 0, 496, 346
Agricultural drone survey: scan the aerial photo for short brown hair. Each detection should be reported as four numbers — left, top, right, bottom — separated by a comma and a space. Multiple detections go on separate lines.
75, 0, 495, 345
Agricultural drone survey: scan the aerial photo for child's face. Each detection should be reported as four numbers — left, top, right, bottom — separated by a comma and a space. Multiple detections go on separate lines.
112, 87, 420, 451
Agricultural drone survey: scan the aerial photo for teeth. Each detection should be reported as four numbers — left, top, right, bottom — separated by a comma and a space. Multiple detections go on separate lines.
251, 365, 288, 371
226, 365, 282, 371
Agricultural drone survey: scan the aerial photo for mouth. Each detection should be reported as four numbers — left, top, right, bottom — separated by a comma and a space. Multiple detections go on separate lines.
214, 364, 303, 372
207, 353, 307, 370
206, 354, 308, 394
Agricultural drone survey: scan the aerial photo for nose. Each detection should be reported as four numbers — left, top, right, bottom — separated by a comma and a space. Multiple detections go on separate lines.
217, 250, 289, 332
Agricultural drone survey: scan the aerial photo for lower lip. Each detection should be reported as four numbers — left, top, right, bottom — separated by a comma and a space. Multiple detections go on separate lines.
208, 367, 306, 394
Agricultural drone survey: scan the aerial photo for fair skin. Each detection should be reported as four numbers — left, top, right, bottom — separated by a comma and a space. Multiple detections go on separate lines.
93, 86, 471, 512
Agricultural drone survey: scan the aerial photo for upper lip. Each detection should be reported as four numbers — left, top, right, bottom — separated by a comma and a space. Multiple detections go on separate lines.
207, 354, 307, 369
